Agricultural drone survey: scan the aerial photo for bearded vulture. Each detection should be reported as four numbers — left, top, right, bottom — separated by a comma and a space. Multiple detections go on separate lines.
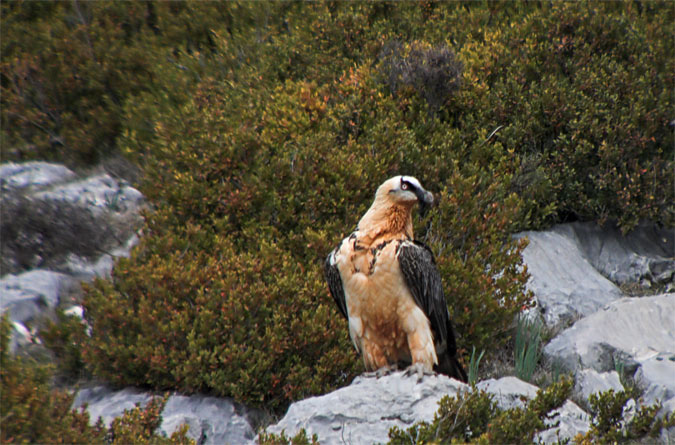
325, 176, 467, 382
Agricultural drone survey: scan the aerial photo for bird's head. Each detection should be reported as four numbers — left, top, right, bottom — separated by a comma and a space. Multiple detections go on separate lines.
376, 175, 434, 216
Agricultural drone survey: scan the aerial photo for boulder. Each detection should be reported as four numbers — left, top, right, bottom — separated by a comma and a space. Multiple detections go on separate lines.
72, 386, 152, 427
544, 294, 675, 414
264, 373, 590, 444
634, 353, 675, 410
72, 386, 258, 445
160, 394, 258, 445
515, 221, 674, 330
35, 173, 144, 215
515, 227, 624, 329
59, 233, 139, 281
264, 371, 466, 443
573, 369, 624, 402
0, 270, 75, 324
477, 376, 538, 409
0, 161, 75, 190
560, 222, 674, 287
544, 294, 675, 373
1, 162, 145, 356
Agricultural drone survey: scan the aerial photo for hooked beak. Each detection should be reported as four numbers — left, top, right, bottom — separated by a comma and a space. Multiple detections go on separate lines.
417, 190, 434, 217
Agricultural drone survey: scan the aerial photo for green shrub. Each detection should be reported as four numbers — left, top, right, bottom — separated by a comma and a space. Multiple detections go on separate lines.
0, 1, 247, 165
450, 1, 674, 231
388, 378, 573, 444
575, 389, 674, 444
0, 315, 193, 444
107, 395, 194, 445
83, 224, 359, 411
257, 429, 319, 445
40, 309, 89, 381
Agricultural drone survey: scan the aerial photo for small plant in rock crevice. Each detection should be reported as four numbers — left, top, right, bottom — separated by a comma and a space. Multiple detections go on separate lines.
514, 314, 543, 383
468, 346, 485, 386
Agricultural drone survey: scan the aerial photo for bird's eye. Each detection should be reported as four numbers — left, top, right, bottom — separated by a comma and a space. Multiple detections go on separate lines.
401, 182, 409, 190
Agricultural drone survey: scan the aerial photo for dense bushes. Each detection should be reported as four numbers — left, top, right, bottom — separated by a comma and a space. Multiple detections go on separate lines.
388, 378, 574, 444
6, 0, 671, 415
0, 1, 248, 164
84, 224, 359, 410
0, 316, 193, 444
387, 379, 672, 444
3, 2, 671, 227
80, 9, 531, 409
450, 2, 674, 230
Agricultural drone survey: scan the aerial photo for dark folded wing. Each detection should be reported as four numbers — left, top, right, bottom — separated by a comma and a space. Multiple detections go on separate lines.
324, 250, 348, 319
397, 240, 456, 356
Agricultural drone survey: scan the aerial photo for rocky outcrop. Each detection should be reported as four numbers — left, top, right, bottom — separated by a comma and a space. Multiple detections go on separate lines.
519, 222, 675, 419
0, 161, 144, 353
514, 222, 674, 330
543, 294, 674, 373
73, 386, 259, 445
573, 369, 624, 402
565, 222, 674, 288
514, 227, 624, 328
265, 371, 466, 443
263, 374, 590, 444
543, 294, 675, 414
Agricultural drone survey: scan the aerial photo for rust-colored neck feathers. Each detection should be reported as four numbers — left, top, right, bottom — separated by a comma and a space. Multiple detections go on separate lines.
358, 195, 414, 243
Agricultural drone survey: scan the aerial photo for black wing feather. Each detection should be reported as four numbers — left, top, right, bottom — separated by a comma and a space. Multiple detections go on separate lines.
398, 241, 466, 381
398, 241, 449, 347
324, 251, 348, 320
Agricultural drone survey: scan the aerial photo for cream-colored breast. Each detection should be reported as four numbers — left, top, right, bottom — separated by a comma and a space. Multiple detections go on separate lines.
337, 236, 431, 366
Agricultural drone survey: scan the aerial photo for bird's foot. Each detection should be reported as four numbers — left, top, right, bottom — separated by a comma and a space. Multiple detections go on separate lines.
363, 364, 398, 379
403, 363, 435, 383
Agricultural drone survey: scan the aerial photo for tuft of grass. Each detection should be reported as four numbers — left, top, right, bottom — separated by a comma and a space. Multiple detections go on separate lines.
514, 314, 542, 383
468, 346, 485, 386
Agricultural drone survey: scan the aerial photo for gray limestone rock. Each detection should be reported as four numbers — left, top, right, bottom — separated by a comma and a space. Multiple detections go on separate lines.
35, 173, 144, 215
535, 400, 592, 445
544, 294, 675, 373
477, 376, 538, 409
0, 161, 76, 190
0, 270, 75, 324
561, 222, 674, 287
1, 162, 145, 357
574, 369, 624, 402
515, 222, 674, 331
544, 294, 675, 415
634, 353, 675, 410
515, 228, 624, 329
160, 394, 258, 445
72, 386, 153, 427
59, 234, 139, 281
72, 386, 258, 445
264, 371, 467, 444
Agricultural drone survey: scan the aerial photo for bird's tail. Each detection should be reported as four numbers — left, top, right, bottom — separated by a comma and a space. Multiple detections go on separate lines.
435, 351, 468, 383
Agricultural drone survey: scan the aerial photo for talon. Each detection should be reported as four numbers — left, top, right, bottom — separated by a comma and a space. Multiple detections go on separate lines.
375, 364, 398, 378
404, 363, 434, 382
